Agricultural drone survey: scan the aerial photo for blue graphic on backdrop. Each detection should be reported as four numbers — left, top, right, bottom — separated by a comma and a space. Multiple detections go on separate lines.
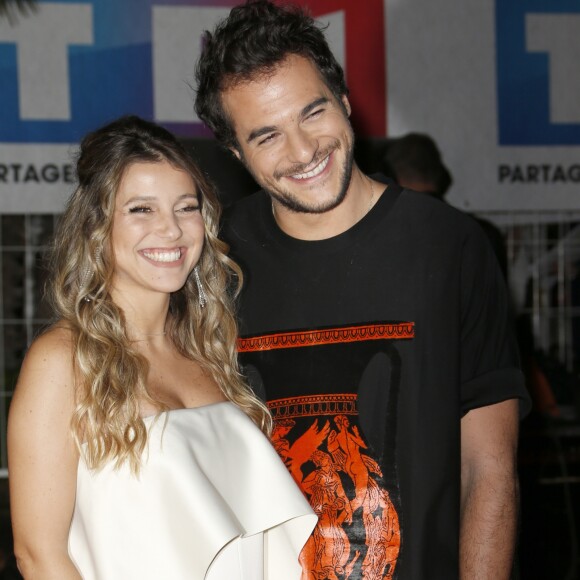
0, 0, 219, 143
496, 0, 580, 145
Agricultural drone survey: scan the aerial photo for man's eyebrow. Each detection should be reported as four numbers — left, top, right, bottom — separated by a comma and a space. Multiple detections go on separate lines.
247, 125, 278, 145
300, 97, 329, 119
246, 97, 331, 144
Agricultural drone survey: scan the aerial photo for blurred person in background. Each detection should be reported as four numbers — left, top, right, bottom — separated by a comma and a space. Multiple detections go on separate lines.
381, 132, 508, 278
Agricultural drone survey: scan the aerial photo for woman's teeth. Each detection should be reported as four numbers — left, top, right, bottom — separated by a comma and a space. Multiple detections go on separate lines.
143, 250, 181, 262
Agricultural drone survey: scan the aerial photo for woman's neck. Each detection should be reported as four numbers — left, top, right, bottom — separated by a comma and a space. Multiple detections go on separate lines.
111, 287, 171, 340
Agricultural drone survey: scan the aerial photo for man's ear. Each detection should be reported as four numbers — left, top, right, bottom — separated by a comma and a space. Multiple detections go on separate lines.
341, 95, 352, 117
229, 146, 242, 161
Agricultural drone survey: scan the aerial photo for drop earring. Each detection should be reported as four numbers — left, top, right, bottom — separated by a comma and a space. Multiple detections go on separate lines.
194, 265, 207, 308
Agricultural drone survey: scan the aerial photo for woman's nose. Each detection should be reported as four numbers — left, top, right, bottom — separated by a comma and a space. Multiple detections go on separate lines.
156, 212, 182, 239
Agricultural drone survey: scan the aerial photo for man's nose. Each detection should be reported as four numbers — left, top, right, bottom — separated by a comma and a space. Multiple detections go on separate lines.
285, 128, 318, 166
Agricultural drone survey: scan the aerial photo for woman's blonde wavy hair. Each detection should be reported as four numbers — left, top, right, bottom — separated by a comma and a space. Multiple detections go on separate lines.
47, 115, 271, 472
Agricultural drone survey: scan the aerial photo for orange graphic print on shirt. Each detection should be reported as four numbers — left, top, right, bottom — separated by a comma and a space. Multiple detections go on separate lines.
239, 322, 414, 580
270, 395, 400, 580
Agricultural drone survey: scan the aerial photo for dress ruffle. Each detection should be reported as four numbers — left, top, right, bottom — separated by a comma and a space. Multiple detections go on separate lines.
69, 402, 316, 579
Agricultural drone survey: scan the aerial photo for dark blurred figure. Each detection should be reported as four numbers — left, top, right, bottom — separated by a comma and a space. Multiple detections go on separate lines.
381, 134, 580, 579
380, 133, 563, 412
381, 133, 508, 278
0, 517, 21, 580
381, 133, 451, 201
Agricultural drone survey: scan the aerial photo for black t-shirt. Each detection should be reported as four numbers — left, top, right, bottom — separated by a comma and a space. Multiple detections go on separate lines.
223, 176, 530, 579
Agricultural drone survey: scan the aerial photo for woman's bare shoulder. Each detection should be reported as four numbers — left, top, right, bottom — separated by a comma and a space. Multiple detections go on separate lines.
16, 322, 76, 399
27, 321, 74, 357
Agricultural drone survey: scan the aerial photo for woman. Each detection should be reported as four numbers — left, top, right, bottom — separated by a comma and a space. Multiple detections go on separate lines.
8, 116, 316, 579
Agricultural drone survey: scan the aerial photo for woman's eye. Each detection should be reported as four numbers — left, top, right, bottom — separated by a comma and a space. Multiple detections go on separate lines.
128, 206, 152, 214
178, 204, 200, 213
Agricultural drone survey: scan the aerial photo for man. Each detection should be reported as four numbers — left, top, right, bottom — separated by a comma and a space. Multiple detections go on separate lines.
195, 2, 530, 578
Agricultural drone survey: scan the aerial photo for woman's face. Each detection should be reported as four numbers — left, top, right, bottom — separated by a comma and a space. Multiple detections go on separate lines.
110, 159, 205, 300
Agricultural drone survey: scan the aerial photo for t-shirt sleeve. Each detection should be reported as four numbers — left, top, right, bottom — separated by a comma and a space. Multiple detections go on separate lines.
459, 221, 531, 417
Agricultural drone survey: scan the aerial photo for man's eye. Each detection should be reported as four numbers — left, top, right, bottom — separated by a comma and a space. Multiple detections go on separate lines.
308, 109, 323, 119
259, 134, 277, 146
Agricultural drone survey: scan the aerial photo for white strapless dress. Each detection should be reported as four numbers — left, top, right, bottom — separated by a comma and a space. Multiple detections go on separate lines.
68, 402, 316, 579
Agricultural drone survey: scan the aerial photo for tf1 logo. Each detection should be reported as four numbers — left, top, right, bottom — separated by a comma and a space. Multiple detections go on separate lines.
0, 0, 385, 144
496, 0, 580, 146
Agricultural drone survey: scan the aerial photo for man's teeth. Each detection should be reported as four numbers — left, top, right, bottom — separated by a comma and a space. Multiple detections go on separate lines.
292, 155, 329, 180
143, 250, 181, 262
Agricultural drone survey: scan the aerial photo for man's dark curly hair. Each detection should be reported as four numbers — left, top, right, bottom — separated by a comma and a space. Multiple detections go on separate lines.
194, 0, 349, 150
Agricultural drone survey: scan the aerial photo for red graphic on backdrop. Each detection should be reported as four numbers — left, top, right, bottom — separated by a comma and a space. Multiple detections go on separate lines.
274, 0, 387, 137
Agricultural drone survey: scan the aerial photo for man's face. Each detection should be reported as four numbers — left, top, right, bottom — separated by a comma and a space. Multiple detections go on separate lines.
221, 54, 355, 214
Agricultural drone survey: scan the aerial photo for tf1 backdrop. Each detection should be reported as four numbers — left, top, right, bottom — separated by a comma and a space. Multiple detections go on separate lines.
0, 0, 579, 213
